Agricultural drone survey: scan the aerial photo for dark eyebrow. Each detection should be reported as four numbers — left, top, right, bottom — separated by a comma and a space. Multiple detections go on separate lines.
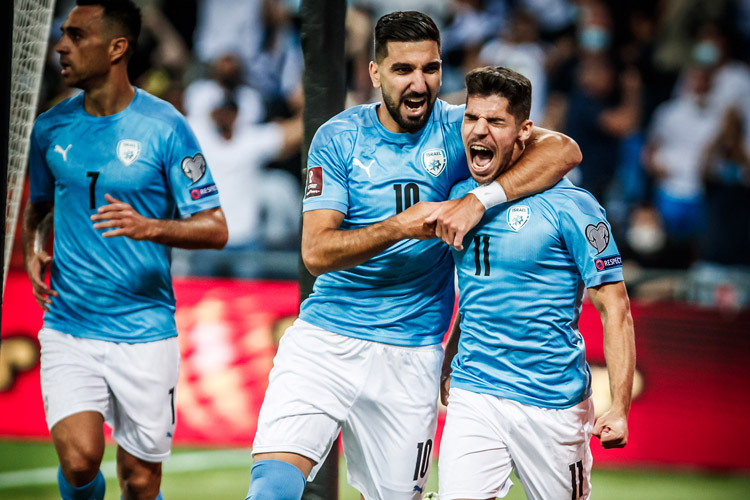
390, 62, 414, 71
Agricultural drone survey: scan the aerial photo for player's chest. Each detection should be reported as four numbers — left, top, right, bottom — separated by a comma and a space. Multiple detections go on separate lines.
346, 140, 458, 217
45, 122, 164, 194
459, 204, 562, 272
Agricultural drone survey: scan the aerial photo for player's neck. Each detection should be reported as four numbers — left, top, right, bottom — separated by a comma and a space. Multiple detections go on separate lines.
83, 68, 135, 117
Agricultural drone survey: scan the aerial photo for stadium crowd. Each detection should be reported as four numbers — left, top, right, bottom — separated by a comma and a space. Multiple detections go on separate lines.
23, 0, 750, 307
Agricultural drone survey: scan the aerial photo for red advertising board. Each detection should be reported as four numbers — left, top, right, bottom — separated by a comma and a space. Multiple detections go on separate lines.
2, 270, 749, 471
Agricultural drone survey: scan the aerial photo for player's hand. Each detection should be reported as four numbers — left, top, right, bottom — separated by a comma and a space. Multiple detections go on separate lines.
424, 194, 485, 250
395, 201, 439, 239
593, 409, 629, 449
91, 194, 154, 241
440, 372, 451, 407
25, 250, 57, 311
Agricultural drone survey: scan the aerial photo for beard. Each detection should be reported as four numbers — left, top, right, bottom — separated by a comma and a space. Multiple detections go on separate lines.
382, 91, 435, 133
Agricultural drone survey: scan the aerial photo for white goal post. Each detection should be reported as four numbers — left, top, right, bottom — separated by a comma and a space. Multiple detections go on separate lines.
4, 0, 56, 294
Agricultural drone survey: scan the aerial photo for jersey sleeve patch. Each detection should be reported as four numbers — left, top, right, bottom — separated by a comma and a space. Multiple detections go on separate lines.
305, 166, 323, 199
189, 183, 218, 200
594, 254, 622, 272
181, 153, 206, 184
585, 222, 610, 254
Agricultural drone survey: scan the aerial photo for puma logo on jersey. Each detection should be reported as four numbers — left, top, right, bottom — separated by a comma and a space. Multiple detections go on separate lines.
54, 144, 72, 161
353, 158, 375, 178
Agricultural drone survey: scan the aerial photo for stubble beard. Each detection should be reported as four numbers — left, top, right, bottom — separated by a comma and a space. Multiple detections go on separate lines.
382, 91, 434, 134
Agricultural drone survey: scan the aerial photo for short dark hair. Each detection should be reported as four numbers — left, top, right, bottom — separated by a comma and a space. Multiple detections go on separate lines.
465, 66, 532, 123
374, 11, 440, 62
76, 0, 141, 56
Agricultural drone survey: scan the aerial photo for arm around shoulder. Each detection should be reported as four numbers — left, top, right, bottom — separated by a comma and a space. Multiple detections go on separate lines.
497, 126, 582, 201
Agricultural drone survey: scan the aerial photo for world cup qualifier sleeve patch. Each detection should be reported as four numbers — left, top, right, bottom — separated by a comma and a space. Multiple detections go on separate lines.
305, 166, 323, 199
181, 153, 207, 184
585, 222, 610, 254
594, 254, 622, 272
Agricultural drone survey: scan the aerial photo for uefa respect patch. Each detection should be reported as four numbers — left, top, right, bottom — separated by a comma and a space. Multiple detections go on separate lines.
190, 183, 218, 200
594, 254, 623, 272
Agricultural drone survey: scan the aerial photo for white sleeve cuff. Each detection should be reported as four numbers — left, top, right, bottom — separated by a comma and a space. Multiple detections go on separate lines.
469, 181, 507, 209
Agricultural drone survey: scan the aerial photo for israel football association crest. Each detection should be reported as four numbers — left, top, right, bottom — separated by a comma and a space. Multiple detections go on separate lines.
116, 139, 141, 166
508, 205, 530, 231
422, 149, 446, 177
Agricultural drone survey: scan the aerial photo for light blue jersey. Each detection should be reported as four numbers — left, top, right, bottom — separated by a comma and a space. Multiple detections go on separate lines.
300, 100, 468, 346
29, 88, 220, 343
449, 178, 623, 408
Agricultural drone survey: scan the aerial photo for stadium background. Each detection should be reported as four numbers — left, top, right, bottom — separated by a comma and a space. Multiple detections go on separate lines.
2, 0, 750, 498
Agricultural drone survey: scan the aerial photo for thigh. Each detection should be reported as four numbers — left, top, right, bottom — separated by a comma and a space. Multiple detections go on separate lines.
508, 398, 594, 500
253, 320, 363, 473
39, 328, 110, 430
106, 337, 180, 463
438, 388, 514, 500
343, 342, 443, 500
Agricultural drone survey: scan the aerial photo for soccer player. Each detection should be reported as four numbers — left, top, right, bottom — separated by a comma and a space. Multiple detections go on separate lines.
245, 11, 581, 500
438, 66, 636, 500
21, 1, 228, 499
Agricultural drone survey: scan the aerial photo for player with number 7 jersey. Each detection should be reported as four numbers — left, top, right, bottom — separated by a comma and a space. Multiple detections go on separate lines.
23, 4, 227, 499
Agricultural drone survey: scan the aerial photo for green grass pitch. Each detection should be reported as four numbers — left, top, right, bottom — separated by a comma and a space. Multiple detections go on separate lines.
1, 440, 749, 499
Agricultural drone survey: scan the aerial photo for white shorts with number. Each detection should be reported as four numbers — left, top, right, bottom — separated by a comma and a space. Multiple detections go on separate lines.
253, 319, 443, 500
439, 387, 594, 500
39, 328, 180, 463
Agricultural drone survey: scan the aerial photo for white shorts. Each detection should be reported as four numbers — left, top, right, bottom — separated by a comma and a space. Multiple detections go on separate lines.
253, 319, 443, 500
39, 328, 180, 463
439, 387, 594, 500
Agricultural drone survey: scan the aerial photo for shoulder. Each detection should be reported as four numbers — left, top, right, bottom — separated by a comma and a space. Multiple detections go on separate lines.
539, 179, 606, 219
130, 89, 191, 130
432, 99, 465, 126
34, 93, 83, 129
310, 103, 374, 149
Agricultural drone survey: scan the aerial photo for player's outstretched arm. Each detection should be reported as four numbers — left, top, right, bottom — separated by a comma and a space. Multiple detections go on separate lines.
91, 194, 228, 249
301, 202, 439, 276
427, 128, 582, 250
22, 201, 58, 311
440, 314, 462, 407
588, 281, 636, 449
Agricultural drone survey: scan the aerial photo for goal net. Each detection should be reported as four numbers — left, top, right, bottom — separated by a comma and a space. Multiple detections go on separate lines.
4, 0, 55, 293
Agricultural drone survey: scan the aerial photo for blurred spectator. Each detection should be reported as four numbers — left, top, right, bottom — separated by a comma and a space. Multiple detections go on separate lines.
642, 63, 723, 260
687, 107, 750, 309
563, 53, 642, 202
173, 94, 303, 278
192, 0, 303, 113
477, 8, 548, 121
184, 53, 266, 127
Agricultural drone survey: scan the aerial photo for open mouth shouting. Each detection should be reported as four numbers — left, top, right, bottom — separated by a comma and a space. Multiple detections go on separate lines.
402, 93, 428, 119
468, 143, 495, 177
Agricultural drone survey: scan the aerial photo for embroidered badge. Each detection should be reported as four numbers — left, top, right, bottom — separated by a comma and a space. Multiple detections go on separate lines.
181, 153, 207, 184
585, 222, 610, 255
305, 166, 323, 199
422, 149, 446, 177
117, 140, 141, 166
508, 205, 530, 231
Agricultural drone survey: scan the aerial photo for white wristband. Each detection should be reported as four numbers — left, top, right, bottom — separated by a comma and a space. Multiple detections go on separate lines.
469, 182, 507, 209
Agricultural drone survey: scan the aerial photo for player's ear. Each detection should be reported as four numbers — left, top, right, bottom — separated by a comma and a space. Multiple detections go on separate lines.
517, 119, 533, 143
109, 36, 129, 65
369, 61, 381, 89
